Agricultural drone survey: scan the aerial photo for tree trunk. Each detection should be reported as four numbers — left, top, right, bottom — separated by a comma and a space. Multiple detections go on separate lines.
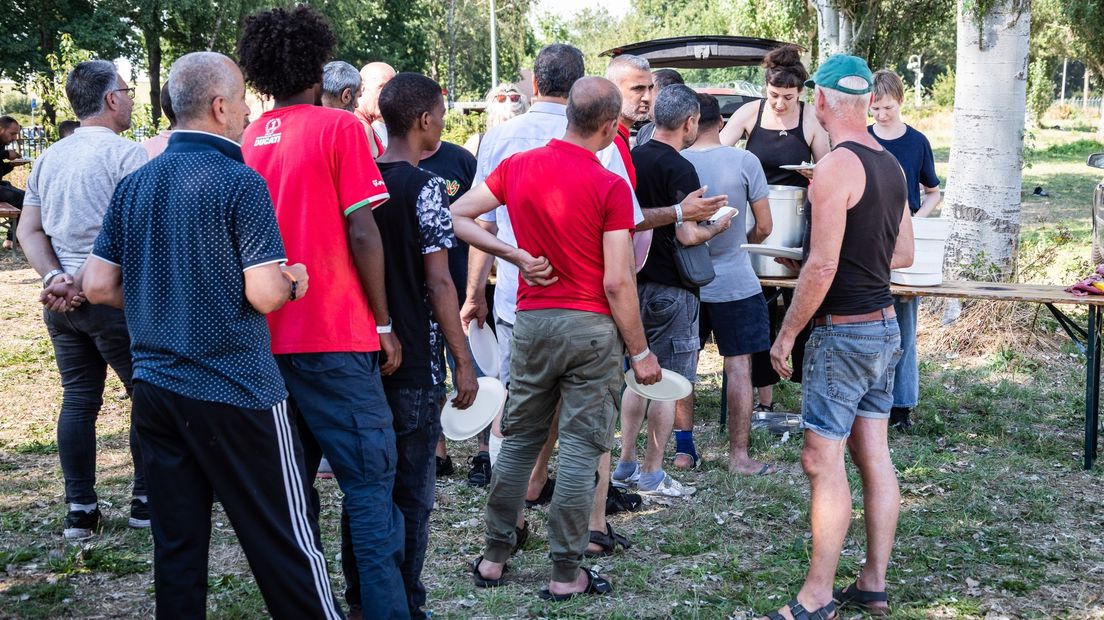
815, 0, 840, 62
942, 0, 1030, 282
1084, 68, 1090, 110
838, 12, 852, 53
146, 27, 162, 129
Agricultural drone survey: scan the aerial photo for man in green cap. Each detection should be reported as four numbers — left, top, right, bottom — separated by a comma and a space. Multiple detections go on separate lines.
761, 54, 914, 620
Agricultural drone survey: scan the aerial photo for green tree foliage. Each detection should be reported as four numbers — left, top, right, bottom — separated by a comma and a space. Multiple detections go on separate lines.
1026, 57, 1055, 125
421, 0, 535, 100
0, 0, 135, 123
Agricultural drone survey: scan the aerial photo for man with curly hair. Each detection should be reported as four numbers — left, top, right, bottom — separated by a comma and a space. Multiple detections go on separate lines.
236, 6, 406, 619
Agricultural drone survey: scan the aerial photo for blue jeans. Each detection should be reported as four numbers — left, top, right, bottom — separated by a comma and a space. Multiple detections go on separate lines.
801, 314, 902, 441
43, 304, 146, 504
275, 352, 408, 620
342, 384, 445, 619
892, 296, 919, 408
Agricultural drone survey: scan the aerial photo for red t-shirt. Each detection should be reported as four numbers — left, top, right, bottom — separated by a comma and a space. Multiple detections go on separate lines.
484, 139, 634, 316
616, 123, 637, 189
242, 105, 390, 354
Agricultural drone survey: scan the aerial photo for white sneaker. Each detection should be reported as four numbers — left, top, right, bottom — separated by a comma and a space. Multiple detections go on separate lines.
638, 473, 696, 497
612, 463, 640, 488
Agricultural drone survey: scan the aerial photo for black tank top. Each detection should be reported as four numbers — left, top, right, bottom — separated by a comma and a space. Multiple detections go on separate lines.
802, 142, 906, 317
745, 100, 812, 188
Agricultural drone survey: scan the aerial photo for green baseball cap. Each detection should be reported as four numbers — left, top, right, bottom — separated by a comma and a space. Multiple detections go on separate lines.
804, 54, 874, 95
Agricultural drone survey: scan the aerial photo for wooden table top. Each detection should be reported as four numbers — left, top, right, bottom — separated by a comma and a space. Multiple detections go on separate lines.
758, 277, 1104, 307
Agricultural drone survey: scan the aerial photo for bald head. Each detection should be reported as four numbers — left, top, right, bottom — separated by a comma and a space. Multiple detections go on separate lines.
566, 76, 621, 137
357, 62, 396, 119
168, 52, 249, 141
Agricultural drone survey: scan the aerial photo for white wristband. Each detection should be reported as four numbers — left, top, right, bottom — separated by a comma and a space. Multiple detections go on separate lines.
376, 319, 393, 334
630, 347, 651, 363
674, 204, 684, 226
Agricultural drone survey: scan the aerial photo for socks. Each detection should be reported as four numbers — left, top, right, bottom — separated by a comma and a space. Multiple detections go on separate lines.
613, 460, 638, 481
70, 502, 97, 513
674, 429, 698, 462
637, 469, 666, 490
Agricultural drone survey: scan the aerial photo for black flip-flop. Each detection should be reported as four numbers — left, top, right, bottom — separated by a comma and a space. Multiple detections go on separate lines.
470, 555, 507, 588
764, 599, 837, 620
833, 581, 890, 615
584, 523, 632, 558
538, 567, 613, 601
525, 477, 556, 508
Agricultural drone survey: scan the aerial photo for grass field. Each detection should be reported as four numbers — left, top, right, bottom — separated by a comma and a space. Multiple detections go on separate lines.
1, 112, 1104, 619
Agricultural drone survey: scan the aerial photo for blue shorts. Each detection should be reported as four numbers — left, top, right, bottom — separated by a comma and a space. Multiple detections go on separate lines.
699, 293, 771, 357
800, 317, 902, 441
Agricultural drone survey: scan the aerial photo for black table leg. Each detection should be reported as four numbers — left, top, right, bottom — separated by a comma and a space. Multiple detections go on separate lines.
1084, 306, 1101, 469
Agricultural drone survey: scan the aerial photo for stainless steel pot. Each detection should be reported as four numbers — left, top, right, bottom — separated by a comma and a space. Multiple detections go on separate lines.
747, 185, 806, 277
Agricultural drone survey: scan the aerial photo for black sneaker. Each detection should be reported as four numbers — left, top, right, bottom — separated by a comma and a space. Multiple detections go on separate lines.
63, 507, 101, 540
129, 498, 151, 529
436, 455, 455, 478
467, 452, 491, 487
889, 407, 913, 432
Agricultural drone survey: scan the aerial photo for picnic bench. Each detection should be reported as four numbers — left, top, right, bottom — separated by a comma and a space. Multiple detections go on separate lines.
0, 202, 18, 245
739, 277, 1104, 469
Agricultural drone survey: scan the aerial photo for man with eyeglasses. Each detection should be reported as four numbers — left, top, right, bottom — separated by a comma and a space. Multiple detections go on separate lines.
18, 60, 150, 540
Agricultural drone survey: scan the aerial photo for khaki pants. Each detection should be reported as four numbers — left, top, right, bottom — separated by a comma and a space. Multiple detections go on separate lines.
483, 309, 623, 582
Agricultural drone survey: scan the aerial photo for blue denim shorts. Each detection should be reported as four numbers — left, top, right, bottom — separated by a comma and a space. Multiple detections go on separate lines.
800, 316, 902, 441
638, 281, 700, 382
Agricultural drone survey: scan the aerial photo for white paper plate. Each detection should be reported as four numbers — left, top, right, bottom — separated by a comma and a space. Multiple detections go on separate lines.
741, 244, 803, 261
9, 158, 32, 164
779, 163, 816, 171
468, 320, 500, 377
707, 205, 738, 223
441, 376, 506, 440
624, 369, 693, 402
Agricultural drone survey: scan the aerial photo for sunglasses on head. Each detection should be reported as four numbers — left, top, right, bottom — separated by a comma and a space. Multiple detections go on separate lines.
494, 93, 521, 103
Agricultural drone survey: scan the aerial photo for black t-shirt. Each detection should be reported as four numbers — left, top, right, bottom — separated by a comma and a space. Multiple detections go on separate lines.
631, 139, 702, 292
375, 160, 457, 387
419, 141, 477, 302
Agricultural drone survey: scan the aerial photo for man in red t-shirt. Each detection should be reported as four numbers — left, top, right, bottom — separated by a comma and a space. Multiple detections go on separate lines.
453, 77, 662, 601
236, 7, 406, 619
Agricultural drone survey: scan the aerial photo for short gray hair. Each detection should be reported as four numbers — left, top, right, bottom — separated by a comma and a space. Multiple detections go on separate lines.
323, 61, 361, 98
653, 84, 700, 131
65, 60, 118, 120
168, 52, 239, 123
817, 78, 871, 119
606, 54, 650, 81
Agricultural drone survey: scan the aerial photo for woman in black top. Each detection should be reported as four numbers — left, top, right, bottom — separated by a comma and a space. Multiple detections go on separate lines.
720, 45, 829, 184
719, 45, 828, 407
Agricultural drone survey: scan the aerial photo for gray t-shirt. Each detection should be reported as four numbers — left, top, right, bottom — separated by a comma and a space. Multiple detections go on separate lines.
24, 126, 148, 274
682, 145, 770, 303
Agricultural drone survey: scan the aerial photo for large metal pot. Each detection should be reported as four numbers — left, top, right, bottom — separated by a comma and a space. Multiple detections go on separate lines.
747, 185, 806, 277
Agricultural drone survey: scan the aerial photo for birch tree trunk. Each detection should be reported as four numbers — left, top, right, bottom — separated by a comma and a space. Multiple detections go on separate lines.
815, 0, 840, 62
942, 0, 1031, 282
838, 12, 853, 53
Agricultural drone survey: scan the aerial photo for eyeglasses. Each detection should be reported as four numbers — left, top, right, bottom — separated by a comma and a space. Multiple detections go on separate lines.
114, 87, 136, 99
494, 93, 521, 103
